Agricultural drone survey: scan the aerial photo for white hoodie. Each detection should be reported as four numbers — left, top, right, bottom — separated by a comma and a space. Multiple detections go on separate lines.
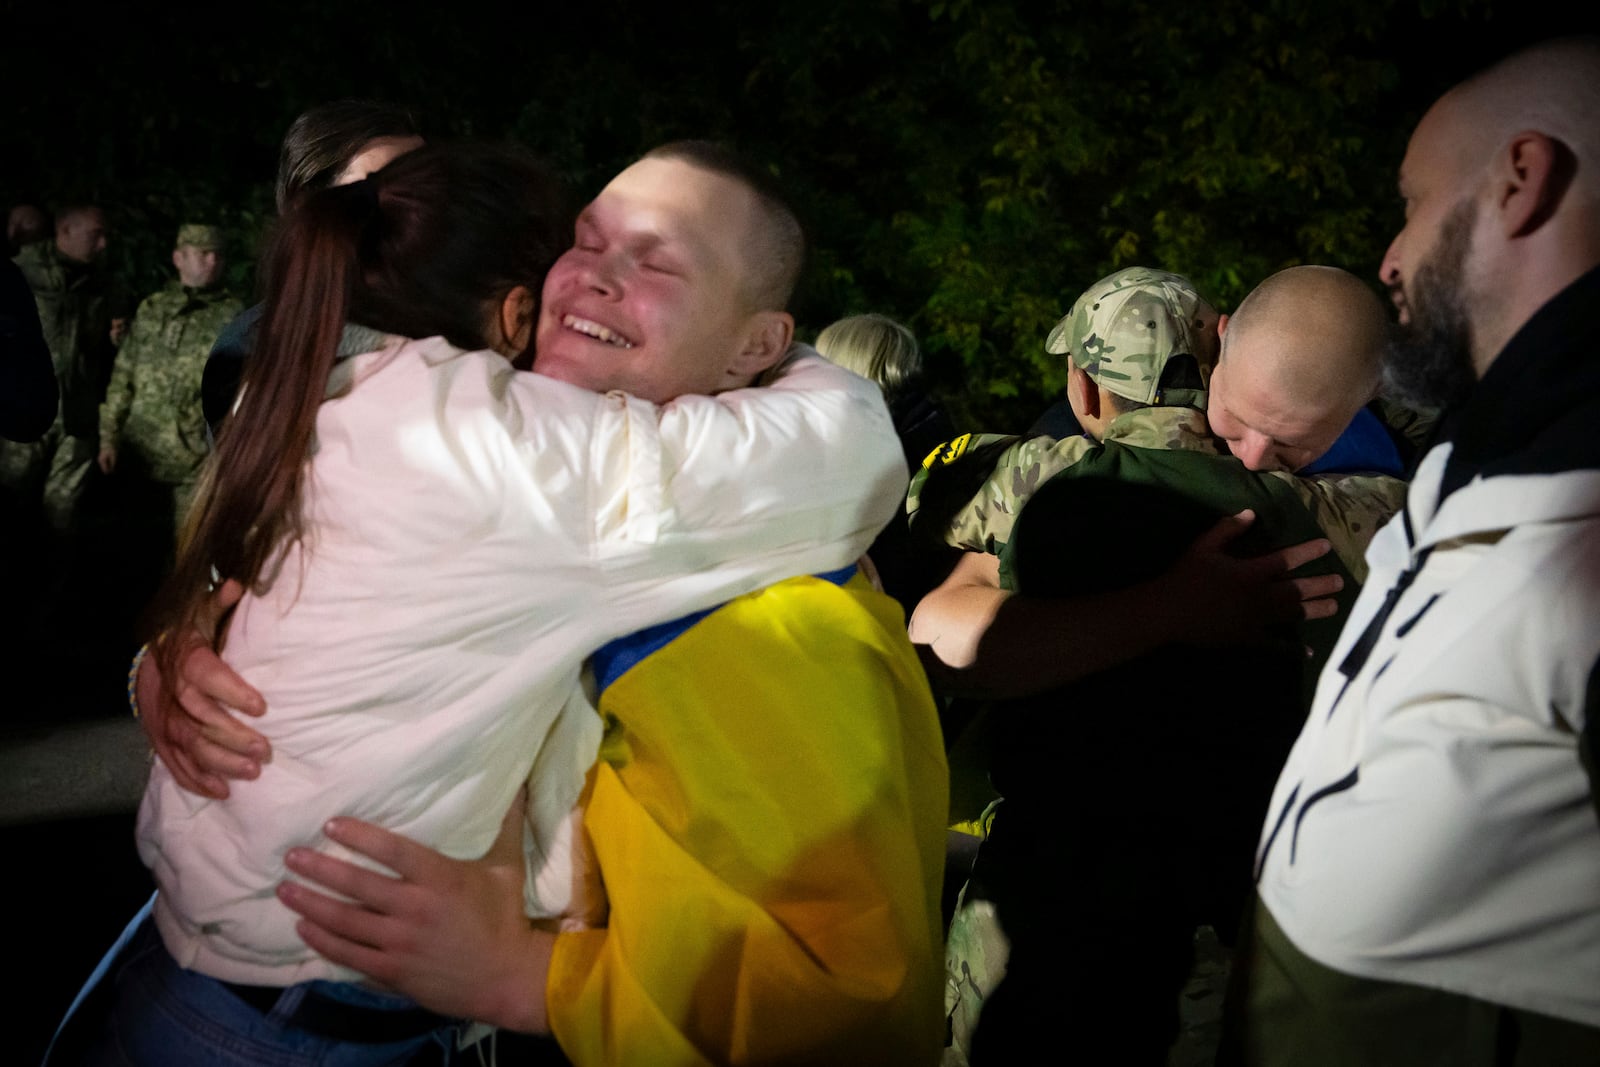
1256, 440, 1600, 1026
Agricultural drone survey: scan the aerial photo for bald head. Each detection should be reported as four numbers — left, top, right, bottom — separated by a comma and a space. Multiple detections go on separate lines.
1208, 266, 1389, 471
1443, 36, 1600, 201
1379, 36, 1600, 392
54, 205, 106, 265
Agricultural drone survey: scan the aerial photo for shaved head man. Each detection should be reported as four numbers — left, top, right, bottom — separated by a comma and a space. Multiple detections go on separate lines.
53, 206, 107, 266
534, 142, 801, 403
1380, 37, 1600, 410
1208, 265, 1390, 472
1235, 36, 1600, 1064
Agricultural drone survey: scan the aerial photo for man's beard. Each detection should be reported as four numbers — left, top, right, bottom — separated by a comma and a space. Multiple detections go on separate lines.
1381, 198, 1479, 411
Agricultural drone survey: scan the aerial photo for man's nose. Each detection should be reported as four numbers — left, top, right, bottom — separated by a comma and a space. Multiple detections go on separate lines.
1234, 433, 1276, 471
580, 255, 620, 297
1378, 235, 1403, 288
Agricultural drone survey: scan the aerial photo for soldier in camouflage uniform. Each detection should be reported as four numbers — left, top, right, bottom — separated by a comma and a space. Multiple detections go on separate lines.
98, 224, 240, 532
918, 267, 1408, 1066
2, 205, 117, 534
909, 268, 1405, 588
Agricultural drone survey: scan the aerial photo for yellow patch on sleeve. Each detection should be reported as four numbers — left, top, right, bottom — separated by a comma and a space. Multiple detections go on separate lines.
923, 433, 972, 469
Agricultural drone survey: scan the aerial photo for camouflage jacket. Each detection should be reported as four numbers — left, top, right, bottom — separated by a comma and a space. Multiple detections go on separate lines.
907, 405, 1405, 583
13, 240, 118, 438
99, 280, 242, 482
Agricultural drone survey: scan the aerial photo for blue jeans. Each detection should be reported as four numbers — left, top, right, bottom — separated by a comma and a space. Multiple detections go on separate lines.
44, 895, 461, 1066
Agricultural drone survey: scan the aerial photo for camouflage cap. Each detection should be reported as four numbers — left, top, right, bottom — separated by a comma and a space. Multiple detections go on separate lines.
175, 223, 224, 251
1044, 266, 1214, 408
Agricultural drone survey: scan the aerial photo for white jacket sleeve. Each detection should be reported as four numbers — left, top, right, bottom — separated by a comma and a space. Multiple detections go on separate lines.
504, 344, 908, 635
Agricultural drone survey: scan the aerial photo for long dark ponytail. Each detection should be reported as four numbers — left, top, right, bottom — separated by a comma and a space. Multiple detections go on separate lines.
147, 141, 568, 676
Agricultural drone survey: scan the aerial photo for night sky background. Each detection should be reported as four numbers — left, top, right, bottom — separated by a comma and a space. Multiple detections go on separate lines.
6, 0, 1600, 421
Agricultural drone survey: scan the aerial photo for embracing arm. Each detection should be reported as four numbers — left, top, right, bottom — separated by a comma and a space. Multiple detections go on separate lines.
907, 550, 1177, 698
520, 346, 907, 632
649, 347, 907, 561
279, 792, 554, 1032
1271, 470, 1406, 584
135, 580, 270, 796
910, 511, 1342, 700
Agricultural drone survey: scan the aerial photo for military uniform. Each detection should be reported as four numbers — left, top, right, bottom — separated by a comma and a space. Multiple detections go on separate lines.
922, 268, 1407, 1065
2, 239, 118, 532
93, 225, 239, 661
100, 275, 241, 520
913, 416, 1404, 589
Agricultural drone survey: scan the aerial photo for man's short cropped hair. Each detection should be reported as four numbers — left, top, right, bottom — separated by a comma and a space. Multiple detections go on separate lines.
641, 140, 806, 312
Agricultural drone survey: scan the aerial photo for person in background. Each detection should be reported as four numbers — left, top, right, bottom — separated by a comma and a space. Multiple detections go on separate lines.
0, 253, 59, 651
1227, 34, 1600, 1066
98, 224, 241, 544
7, 202, 51, 257
1206, 265, 1420, 476
816, 311, 961, 620
0, 257, 57, 445
909, 265, 1406, 1064
4, 202, 128, 708
92, 222, 243, 653
1030, 266, 1436, 474
4, 204, 116, 535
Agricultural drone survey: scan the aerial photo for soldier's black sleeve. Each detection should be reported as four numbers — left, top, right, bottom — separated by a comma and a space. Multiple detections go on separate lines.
0, 257, 58, 442
202, 302, 261, 436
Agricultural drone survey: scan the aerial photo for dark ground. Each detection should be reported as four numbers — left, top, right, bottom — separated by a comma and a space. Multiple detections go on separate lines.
3, 712, 153, 1066
4, 486, 162, 1066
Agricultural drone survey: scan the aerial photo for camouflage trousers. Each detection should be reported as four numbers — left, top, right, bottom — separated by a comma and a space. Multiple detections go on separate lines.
943, 800, 1006, 1066
0, 425, 97, 534
943, 877, 1009, 1067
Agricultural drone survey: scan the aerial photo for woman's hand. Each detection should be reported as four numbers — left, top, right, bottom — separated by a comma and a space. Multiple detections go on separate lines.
279, 790, 554, 1033
139, 579, 270, 798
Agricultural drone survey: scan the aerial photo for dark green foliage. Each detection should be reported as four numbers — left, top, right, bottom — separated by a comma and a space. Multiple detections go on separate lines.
5, 0, 1579, 430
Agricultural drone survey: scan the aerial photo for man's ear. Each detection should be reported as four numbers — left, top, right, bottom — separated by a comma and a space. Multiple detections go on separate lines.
1496, 131, 1571, 238
1216, 312, 1230, 339
497, 285, 538, 365
726, 310, 795, 383
1067, 364, 1101, 421
171, 248, 183, 272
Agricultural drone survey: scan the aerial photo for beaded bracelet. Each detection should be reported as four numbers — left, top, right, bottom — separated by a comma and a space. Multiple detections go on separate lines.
127, 642, 150, 720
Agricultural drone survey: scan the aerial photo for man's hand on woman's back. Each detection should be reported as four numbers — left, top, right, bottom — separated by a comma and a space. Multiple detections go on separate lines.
138, 579, 270, 798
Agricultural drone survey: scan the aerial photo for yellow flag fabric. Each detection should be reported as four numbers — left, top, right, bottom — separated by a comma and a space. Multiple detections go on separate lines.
547, 572, 949, 1066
